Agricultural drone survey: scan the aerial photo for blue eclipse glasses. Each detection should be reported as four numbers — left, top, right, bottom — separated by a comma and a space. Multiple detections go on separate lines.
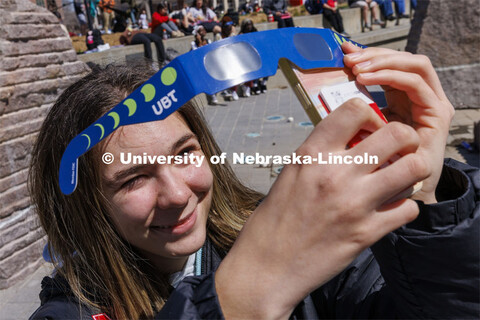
59, 27, 365, 195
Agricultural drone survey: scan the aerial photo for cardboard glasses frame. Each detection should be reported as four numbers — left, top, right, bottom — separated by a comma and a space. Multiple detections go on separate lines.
59, 27, 366, 195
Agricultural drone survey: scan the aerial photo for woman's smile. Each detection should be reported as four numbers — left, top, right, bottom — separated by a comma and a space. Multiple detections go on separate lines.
150, 208, 197, 234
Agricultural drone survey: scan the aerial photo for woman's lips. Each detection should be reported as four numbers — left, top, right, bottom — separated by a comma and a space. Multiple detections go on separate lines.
151, 209, 197, 235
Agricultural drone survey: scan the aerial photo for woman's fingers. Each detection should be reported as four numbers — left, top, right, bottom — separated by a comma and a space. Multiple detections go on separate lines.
367, 152, 430, 205
303, 98, 386, 152
370, 198, 420, 237
342, 43, 447, 101
342, 42, 450, 125
341, 41, 362, 54
349, 121, 420, 173
355, 69, 440, 114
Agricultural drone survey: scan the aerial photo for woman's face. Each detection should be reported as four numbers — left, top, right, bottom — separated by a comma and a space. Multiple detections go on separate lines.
100, 113, 213, 271
196, 0, 202, 8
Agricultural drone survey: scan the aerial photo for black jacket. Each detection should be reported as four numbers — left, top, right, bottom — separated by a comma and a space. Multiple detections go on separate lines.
31, 159, 480, 319
263, 0, 288, 15
29, 276, 108, 320
157, 159, 480, 319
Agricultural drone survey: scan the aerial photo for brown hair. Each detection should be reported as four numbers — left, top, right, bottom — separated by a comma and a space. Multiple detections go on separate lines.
221, 16, 234, 38
29, 63, 263, 319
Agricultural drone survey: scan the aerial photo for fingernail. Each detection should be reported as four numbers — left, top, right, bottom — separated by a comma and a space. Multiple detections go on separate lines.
356, 61, 371, 69
346, 52, 362, 59
360, 72, 374, 78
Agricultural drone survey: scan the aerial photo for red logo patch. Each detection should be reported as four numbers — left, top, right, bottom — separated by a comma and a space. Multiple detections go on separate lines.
92, 314, 112, 320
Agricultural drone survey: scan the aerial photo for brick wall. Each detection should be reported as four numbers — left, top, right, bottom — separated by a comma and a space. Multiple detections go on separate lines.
0, 0, 90, 289
406, 0, 480, 109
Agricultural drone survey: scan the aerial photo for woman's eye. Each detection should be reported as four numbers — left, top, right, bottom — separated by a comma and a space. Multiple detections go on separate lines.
121, 176, 146, 191
179, 146, 196, 156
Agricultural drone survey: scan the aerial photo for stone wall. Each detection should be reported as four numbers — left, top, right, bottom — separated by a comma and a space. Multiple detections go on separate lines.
406, 0, 480, 109
0, 0, 89, 289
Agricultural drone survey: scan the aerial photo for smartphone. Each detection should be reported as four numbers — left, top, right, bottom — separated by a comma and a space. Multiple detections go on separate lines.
279, 59, 351, 125
279, 59, 386, 147
279, 59, 422, 198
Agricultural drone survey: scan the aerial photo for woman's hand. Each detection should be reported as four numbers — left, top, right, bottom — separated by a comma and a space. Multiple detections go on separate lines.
216, 98, 430, 319
343, 42, 454, 204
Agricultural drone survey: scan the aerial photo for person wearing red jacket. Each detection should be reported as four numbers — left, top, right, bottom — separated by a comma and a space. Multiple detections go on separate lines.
151, 3, 185, 38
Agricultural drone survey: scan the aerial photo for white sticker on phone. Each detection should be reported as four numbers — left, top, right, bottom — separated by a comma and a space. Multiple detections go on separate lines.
319, 81, 374, 112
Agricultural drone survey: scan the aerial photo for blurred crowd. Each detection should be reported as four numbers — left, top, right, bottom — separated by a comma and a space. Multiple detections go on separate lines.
69, 0, 414, 37
62, 0, 414, 104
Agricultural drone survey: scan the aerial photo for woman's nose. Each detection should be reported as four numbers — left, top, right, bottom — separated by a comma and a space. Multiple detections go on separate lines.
156, 170, 192, 209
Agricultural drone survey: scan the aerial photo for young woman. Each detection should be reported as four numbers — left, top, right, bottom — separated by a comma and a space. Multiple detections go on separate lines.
190, 25, 218, 105
151, 3, 185, 38
29, 62, 262, 319
189, 0, 221, 36
29, 43, 479, 319
191, 24, 210, 50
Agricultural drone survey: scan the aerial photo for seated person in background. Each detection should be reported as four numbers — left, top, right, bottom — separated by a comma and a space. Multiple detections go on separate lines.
119, 29, 167, 64
169, 0, 195, 35
252, 0, 262, 12
151, 3, 185, 38
377, 0, 410, 21
85, 29, 104, 51
218, 16, 240, 100
304, 0, 324, 15
322, 0, 351, 38
240, 0, 254, 14
220, 16, 236, 38
263, 0, 295, 28
239, 18, 268, 95
239, 18, 257, 34
391, 0, 410, 18
190, 25, 210, 50
190, 25, 217, 104
189, 0, 221, 38
348, 0, 385, 29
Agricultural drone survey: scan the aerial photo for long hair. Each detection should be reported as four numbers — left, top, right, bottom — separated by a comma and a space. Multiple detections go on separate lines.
191, 0, 208, 16
156, 3, 165, 13
221, 16, 234, 38
29, 64, 263, 319
240, 18, 258, 34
